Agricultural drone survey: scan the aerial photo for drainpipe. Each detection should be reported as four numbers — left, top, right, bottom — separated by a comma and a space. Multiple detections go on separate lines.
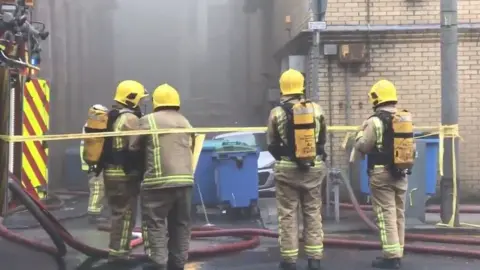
344, 64, 352, 183
327, 57, 334, 168
344, 65, 351, 127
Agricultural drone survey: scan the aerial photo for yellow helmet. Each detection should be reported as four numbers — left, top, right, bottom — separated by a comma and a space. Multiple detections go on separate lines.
279, 69, 304, 96
114, 80, 148, 108
368, 79, 398, 107
152, 83, 180, 109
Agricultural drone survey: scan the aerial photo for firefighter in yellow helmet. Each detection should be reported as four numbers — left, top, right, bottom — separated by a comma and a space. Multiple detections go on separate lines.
355, 79, 415, 269
99, 80, 148, 263
266, 69, 327, 270
81, 104, 108, 224
129, 83, 195, 270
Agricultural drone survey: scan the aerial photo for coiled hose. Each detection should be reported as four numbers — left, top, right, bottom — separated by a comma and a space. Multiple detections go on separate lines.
4, 171, 480, 261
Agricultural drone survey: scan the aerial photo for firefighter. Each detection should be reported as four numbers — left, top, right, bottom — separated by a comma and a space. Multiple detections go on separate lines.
354, 79, 415, 269
266, 69, 327, 270
130, 83, 195, 270
100, 80, 148, 262
81, 104, 108, 224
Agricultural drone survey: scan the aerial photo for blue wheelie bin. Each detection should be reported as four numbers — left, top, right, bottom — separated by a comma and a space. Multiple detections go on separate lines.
192, 140, 224, 207
212, 141, 259, 214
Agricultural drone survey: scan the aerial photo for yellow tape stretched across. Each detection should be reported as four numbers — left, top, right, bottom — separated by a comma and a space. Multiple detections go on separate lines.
0, 123, 462, 227
0, 125, 443, 143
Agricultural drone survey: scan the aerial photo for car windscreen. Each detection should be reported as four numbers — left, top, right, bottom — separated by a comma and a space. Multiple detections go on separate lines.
253, 133, 268, 152
218, 133, 269, 152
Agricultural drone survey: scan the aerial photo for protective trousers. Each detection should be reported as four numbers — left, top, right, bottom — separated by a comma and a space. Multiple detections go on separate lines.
87, 172, 105, 215
369, 169, 407, 259
104, 178, 140, 258
141, 187, 192, 267
275, 164, 326, 263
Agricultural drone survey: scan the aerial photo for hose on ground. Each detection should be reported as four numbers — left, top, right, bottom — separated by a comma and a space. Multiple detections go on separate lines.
1, 177, 67, 257
335, 169, 480, 246
339, 202, 480, 214
2, 176, 261, 259
4, 185, 90, 230
5, 170, 480, 260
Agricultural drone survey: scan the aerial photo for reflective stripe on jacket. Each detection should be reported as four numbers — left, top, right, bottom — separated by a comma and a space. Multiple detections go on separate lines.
135, 110, 194, 189
80, 126, 89, 171
104, 112, 137, 179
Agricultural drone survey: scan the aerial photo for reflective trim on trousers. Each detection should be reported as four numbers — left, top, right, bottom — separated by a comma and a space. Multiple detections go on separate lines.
142, 220, 151, 257
88, 180, 103, 214
375, 206, 402, 256
108, 249, 129, 257
142, 175, 194, 188
121, 209, 132, 251
280, 248, 299, 259
304, 244, 324, 257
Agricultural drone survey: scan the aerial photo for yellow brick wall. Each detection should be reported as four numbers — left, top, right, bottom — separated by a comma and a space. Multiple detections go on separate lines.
271, 0, 480, 197
326, 0, 480, 25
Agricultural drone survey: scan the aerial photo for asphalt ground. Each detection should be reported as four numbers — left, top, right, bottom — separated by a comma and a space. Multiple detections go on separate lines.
1, 197, 480, 270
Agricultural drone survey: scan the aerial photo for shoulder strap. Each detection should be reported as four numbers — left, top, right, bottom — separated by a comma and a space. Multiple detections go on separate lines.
106, 109, 121, 132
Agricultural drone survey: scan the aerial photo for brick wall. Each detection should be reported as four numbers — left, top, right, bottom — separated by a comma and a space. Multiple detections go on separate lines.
271, 0, 480, 197
316, 38, 480, 196
326, 0, 480, 25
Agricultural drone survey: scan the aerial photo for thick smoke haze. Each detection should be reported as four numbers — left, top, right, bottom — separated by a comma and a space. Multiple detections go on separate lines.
33, 0, 274, 188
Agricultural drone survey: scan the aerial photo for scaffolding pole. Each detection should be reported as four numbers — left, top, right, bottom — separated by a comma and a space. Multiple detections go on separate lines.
440, 0, 460, 226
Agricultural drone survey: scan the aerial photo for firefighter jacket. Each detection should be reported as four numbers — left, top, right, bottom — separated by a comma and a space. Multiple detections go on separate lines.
129, 109, 194, 189
266, 97, 327, 178
355, 105, 396, 153
80, 125, 89, 172
103, 105, 141, 179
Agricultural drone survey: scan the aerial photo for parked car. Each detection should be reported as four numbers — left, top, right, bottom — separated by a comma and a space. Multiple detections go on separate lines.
213, 131, 276, 193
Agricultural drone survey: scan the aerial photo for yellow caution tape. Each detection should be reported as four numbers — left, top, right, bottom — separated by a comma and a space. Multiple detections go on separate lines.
0, 123, 463, 228
0, 125, 442, 143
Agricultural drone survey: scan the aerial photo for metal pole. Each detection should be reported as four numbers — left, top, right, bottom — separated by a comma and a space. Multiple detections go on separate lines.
309, 0, 322, 101
0, 68, 11, 218
440, 0, 460, 226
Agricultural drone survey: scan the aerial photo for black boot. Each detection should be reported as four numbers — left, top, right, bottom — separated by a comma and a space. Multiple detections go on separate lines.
167, 264, 184, 270
371, 257, 401, 269
279, 261, 297, 270
167, 259, 184, 270
142, 262, 167, 270
307, 259, 322, 270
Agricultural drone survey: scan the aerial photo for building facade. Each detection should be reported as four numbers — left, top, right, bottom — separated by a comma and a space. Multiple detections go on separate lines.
270, 0, 480, 198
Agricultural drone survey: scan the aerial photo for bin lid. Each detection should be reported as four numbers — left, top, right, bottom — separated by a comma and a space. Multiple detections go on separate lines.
202, 139, 224, 151
215, 141, 258, 153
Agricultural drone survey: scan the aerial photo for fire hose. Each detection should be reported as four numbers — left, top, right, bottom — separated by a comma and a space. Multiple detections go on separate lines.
4, 172, 480, 262
1, 175, 261, 259
339, 202, 480, 214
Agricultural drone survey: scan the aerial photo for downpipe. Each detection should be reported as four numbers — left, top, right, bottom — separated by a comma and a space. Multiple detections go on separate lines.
4, 171, 480, 260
